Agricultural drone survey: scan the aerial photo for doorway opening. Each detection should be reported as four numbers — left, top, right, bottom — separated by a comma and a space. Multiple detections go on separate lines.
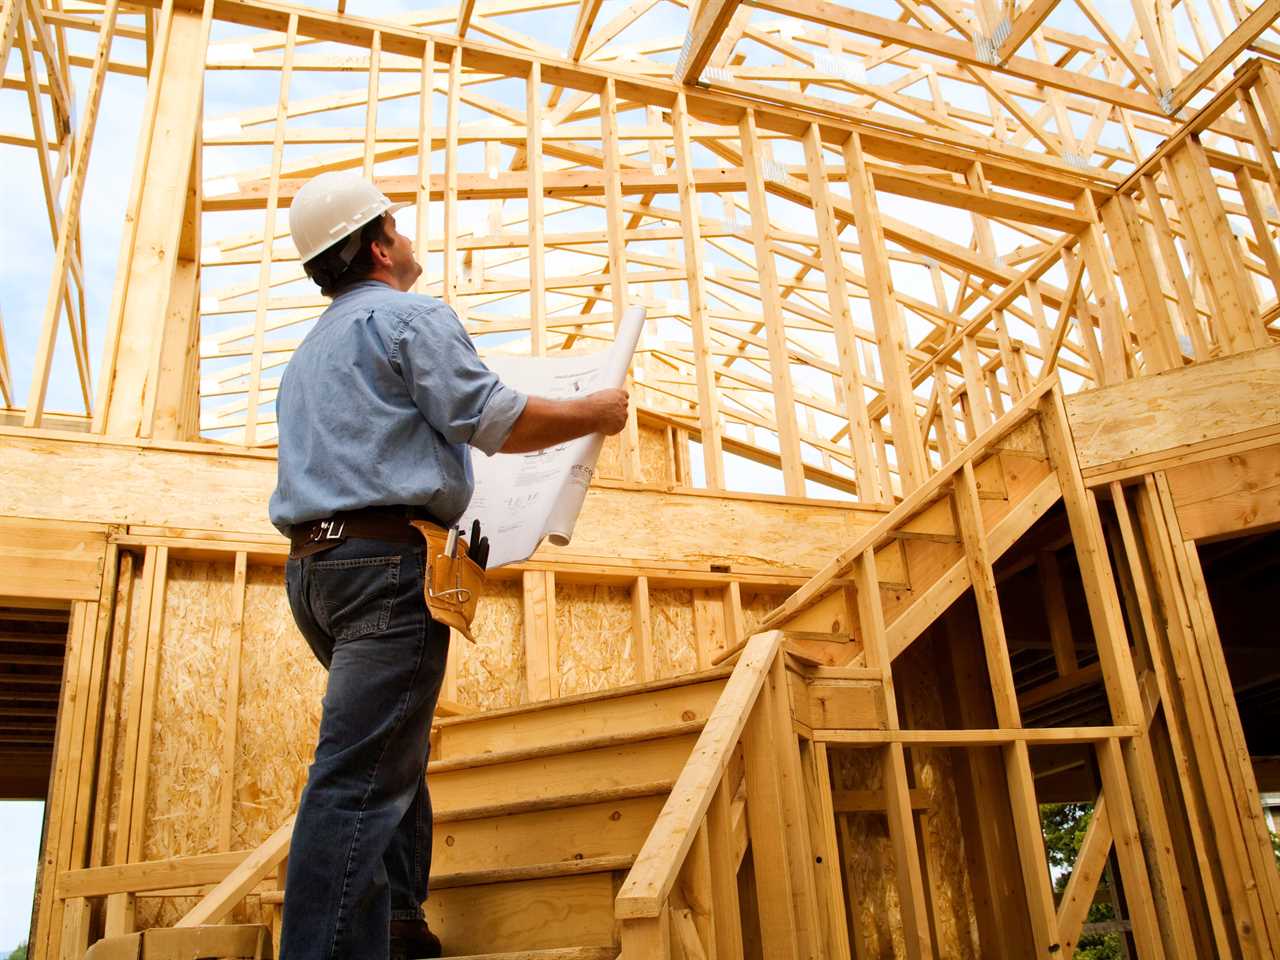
0, 604, 71, 958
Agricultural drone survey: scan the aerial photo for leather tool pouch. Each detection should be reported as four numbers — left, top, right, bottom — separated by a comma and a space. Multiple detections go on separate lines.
411, 520, 486, 641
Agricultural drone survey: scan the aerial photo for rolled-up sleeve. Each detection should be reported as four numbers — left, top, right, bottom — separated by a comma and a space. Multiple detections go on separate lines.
393, 302, 528, 455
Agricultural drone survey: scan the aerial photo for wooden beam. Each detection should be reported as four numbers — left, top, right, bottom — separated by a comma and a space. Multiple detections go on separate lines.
455, 0, 477, 37
996, 0, 1062, 63
175, 815, 296, 927
744, 0, 1163, 114
1055, 792, 1112, 955
1168, 1, 1280, 113
676, 0, 743, 84
1164, 441, 1280, 541
565, 0, 604, 60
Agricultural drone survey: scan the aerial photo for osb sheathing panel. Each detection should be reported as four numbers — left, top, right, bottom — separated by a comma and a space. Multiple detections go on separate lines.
454, 579, 525, 711
832, 749, 903, 960
555, 582, 636, 696
740, 588, 786, 636
234, 564, 324, 849
833, 638, 980, 960
649, 588, 696, 677
898, 640, 980, 959
596, 423, 671, 485
143, 560, 233, 861
637, 423, 674, 486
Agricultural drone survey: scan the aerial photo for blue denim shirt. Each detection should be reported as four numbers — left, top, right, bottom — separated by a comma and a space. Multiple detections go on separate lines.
269, 282, 527, 535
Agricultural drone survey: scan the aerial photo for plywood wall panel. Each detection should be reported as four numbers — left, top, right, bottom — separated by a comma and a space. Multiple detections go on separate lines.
555, 582, 636, 696
638, 422, 674, 486
898, 639, 981, 960
650, 588, 696, 678
741, 587, 786, 637
143, 560, 233, 861
234, 564, 324, 849
454, 580, 525, 711
832, 747, 905, 959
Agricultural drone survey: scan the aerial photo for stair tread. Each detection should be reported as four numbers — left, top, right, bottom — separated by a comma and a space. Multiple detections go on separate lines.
428, 719, 703, 773
261, 856, 635, 903
431, 853, 635, 889
446, 952, 614, 960
433, 666, 731, 730
435, 779, 673, 823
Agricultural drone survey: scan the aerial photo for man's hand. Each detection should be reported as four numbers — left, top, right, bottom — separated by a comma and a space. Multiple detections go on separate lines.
586, 388, 629, 436
499, 389, 631, 454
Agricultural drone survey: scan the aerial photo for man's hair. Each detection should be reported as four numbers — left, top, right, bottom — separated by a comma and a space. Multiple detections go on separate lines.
303, 213, 394, 298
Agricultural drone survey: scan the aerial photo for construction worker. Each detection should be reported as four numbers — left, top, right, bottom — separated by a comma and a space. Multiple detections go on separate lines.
269, 171, 629, 960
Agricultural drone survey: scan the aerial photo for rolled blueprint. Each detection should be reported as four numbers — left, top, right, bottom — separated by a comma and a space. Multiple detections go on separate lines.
459, 305, 646, 568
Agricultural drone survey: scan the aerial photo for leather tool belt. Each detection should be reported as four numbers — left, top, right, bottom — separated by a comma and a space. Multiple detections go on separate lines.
288, 506, 431, 560
410, 520, 486, 642
287, 507, 487, 641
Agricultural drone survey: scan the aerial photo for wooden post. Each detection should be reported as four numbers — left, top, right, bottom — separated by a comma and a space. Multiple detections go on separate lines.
632, 575, 655, 682
23, 0, 120, 427
94, 0, 212, 439
672, 90, 725, 490
523, 569, 556, 701
243, 14, 296, 447
853, 548, 933, 959
841, 130, 926, 493
442, 45, 461, 308
218, 552, 248, 851
803, 124, 882, 502
740, 674, 801, 960
705, 780, 745, 959
739, 110, 805, 496
952, 460, 1061, 956
413, 39, 433, 294
527, 61, 546, 356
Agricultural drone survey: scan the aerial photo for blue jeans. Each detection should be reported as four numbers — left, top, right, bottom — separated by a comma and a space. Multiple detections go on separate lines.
280, 537, 449, 960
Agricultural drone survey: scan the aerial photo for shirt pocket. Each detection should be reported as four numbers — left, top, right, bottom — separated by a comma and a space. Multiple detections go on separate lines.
307, 555, 401, 642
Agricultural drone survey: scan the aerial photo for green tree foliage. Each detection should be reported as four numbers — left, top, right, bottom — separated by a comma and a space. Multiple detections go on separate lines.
6, 943, 28, 960
1041, 803, 1124, 960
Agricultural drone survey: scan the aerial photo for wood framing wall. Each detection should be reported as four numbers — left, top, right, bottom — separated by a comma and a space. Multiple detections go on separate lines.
4, 0, 1280, 956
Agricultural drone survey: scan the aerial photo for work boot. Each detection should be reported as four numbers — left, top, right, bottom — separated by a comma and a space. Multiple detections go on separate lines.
390, 918, 443, 960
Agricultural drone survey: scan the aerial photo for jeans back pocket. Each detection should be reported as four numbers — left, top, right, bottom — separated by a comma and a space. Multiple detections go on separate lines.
307, 554, 401, 642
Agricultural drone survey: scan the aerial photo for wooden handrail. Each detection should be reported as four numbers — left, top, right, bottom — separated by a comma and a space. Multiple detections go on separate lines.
175, 815, 295, 928
614, 629, 783, 919
761, 374, 1060, 630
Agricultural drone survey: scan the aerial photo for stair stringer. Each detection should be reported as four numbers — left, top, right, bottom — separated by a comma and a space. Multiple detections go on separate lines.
759, 378, 1066, 668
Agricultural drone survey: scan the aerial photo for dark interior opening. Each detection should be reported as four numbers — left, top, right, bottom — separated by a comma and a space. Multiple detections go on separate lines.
1197, 530, 1280, 799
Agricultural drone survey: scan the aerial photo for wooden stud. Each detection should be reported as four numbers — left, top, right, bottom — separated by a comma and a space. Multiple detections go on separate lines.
527, 61, 546, 355
218, 551, 248, 851
842, 130, 926, 492
739, 109, 805, 497
672, 90, 725, 490
803, 125, 882, 502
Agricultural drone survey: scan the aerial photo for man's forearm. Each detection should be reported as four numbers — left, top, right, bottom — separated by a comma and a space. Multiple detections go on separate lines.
499, 395, 605, 454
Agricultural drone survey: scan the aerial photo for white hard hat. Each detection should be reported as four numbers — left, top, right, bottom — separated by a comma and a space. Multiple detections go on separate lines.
289, 171, 409, 265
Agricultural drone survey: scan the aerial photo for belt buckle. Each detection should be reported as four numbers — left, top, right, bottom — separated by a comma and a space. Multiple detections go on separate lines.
309, 519, 346, 543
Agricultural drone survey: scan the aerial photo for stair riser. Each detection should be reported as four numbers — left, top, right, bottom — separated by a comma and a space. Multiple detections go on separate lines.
426, 872, 618, 955
431, 733, 698, 816
432, 793, 666, 876
434, 678, 725, 760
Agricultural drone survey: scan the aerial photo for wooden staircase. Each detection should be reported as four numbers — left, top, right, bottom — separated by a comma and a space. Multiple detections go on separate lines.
74, 669, 733, 959
739, 373, 1064, 669
416, 669, 729, 957
69, 377, 1088, 959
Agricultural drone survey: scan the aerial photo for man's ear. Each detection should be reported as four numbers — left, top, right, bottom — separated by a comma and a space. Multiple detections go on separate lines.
370, 233, 393, 267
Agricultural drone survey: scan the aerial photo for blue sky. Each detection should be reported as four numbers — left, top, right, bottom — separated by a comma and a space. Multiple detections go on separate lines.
0, 802, 45, 953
